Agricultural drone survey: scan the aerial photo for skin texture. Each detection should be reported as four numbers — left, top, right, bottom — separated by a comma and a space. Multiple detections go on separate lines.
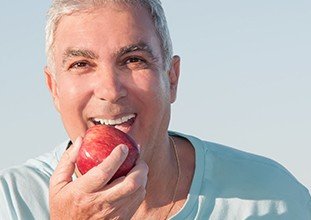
46, 3, 191, 219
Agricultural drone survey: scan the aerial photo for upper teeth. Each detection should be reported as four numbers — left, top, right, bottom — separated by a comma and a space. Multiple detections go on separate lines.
93, 114, 135, 126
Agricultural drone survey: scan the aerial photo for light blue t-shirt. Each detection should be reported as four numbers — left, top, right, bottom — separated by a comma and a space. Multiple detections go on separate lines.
0, 131, 310, 219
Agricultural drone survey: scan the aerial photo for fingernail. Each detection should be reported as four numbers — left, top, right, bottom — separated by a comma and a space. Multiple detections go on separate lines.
121, 145, 128, 154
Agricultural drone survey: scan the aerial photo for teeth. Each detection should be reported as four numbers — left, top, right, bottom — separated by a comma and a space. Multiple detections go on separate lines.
93, 114, 135, 126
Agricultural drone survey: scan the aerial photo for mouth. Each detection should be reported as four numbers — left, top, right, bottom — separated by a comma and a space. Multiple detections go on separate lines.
90, 113, 136, 133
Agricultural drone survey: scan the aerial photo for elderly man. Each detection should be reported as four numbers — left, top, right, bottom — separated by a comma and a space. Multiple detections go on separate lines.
1, 0, 310, 219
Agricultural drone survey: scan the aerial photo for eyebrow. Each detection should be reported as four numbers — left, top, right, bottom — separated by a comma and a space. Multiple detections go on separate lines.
62, 48, 98, 65
116, 42, 155, 58
62, 42, 157, 66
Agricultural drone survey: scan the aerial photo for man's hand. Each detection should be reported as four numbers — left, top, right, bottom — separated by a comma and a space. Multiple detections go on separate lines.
49, 137, 148, 220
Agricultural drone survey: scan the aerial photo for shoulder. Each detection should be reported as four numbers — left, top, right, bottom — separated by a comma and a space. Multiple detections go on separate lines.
0, 139, 69, 178
0, 139, 69, 187
202, 141, 311, 218
172, 131, 311, 218
203, 140, 307, 195
0, 140, 69, 219
170, 131, 310, 204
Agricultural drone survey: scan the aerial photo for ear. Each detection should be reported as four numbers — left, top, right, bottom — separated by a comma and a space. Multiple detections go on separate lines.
44, 67, 60, 112
168, 55, 180, 103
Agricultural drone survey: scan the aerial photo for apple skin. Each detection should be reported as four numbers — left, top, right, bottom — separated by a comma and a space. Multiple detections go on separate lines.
76, 125, 139, 182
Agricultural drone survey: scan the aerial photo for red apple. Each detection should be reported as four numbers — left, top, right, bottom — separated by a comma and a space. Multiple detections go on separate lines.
76, 125, 139, 182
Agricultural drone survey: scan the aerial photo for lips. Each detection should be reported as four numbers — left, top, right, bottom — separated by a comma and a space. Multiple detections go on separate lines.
91, 113, 136, 133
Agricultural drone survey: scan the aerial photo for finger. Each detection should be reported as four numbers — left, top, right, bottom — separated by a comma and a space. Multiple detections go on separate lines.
50, 137, 82, 192
125, 187, 146, 217
103, 158, 148, 190
103, 158, 149, 201
126, 158, 148, 188
97, 186, 146, 219
75, 144, 129, 193
118, 186, 146, 216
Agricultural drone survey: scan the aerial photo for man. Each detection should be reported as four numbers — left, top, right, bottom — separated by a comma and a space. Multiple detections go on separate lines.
1, 0, 310, 219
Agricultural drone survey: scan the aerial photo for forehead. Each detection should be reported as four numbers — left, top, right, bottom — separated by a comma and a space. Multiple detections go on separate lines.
53, 4, 162, 60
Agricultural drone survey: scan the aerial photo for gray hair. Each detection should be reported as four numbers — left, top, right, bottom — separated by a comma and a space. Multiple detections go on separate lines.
45, 0, 173, 73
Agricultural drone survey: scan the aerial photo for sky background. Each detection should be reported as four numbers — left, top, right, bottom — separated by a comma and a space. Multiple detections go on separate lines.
0, 0, 310, 191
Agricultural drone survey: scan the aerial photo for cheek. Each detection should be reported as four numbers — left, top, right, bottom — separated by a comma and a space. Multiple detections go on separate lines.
56, 77, 93, 139
131, 72, 171, 113
132, 72, 169, 99
57, 77, 92, 115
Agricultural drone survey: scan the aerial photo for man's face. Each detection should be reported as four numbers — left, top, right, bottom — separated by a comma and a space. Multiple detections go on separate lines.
45, 4, 180, 156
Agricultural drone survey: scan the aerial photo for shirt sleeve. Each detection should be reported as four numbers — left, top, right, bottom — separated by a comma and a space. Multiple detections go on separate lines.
0, 165, 51, 220
306, 197, 311, 219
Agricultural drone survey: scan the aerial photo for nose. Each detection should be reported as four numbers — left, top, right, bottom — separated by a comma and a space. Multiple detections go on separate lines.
93, 67, 127, 103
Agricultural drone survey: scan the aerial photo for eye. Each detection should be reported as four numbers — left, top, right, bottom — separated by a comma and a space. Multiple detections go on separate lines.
125, 57, 146, 64
123, 56, 148, 70
69, 60, 91, 69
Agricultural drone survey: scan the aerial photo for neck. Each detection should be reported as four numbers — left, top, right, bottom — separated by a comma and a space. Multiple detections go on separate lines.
146, 135, 173, 178
138, 134, 180, 214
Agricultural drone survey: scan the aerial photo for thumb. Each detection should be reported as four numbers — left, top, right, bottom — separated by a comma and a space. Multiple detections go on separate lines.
50, 136, 82, 193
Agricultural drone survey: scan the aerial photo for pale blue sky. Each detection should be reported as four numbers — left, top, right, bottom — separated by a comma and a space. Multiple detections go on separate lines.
1, 0, 310, 190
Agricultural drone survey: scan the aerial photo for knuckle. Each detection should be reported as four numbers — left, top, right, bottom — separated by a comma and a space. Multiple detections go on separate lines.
136, 160, 149, 174
62, 150, 71, 162
73, 191, 88, 204
91, 165, 112, 181
97, 157, 123, 175
111, 152, 126, 166
98, 171, 112, 181
49, 173, 62, 191
72, 192, 98, 209
125, 179, 141, 193
98, 204, 117, 219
